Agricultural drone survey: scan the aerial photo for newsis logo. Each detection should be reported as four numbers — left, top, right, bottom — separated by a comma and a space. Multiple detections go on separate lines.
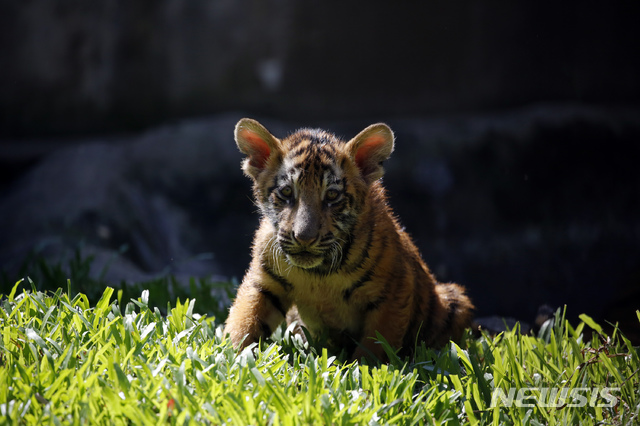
490, 387, 619, 408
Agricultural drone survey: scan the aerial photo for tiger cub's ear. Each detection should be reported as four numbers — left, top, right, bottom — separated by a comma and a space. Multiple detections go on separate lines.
346, 123, 395, 184
235, 118, 282, 179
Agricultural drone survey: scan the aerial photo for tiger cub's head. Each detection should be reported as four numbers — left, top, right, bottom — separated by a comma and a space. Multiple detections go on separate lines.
234, 118, 394, 271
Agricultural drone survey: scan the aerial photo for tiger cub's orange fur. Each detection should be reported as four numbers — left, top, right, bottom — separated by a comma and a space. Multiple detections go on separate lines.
224, 118, 473, 361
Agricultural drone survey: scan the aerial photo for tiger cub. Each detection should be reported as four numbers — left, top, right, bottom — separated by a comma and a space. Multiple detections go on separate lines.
224, 118, 473, 361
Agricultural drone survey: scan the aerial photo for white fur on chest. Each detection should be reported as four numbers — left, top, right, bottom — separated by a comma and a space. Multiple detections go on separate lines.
288, 271, 362, 335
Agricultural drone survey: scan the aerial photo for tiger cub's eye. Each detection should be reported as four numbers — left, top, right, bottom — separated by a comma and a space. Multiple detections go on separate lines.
280, 185, 293, 198
325, 188, 340, 202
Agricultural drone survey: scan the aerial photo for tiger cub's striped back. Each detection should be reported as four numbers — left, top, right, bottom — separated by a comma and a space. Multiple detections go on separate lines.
224, 118, 473, 361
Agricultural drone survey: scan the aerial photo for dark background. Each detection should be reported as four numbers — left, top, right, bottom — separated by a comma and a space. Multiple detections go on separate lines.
1, 1, 639, 337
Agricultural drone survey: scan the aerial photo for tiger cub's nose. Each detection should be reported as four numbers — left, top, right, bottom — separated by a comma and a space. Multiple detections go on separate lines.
293, 201, 320, 246
293, 230, 318, 246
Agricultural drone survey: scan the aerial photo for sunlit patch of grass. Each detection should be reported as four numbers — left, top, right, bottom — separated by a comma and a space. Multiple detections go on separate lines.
1, 279, 638, 425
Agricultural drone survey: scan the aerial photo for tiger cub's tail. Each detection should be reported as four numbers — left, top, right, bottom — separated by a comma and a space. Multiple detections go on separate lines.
430, 282, 475, 347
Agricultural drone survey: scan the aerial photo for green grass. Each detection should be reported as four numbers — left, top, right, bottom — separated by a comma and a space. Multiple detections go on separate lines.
1, 273, 639, 424
0, 248, 235, 321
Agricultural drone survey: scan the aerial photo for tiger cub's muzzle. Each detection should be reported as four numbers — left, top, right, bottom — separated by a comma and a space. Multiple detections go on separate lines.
278, 231, 341, 270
